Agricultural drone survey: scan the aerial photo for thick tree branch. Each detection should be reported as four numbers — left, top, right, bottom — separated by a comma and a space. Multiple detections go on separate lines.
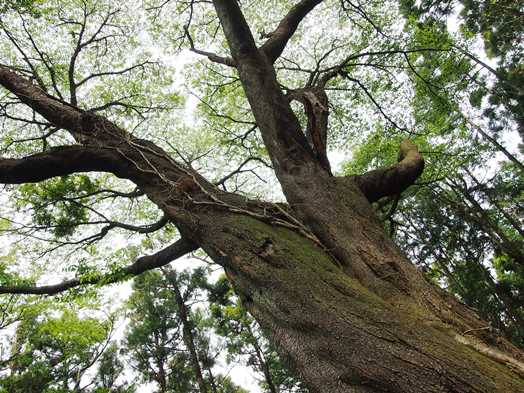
0, 64, 216, 210
0, 64, 83, 132
260, 0, 324, 63
0, 24, 47, 91
0, 145, 129, 184
212, 0, 259, 62
352, 139, 424, 203
212, 0, 317, 176
0, 237, 198, 296
0, 64, 131, 148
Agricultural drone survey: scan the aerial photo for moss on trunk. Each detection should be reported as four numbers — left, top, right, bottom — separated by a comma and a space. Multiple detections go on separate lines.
185, 212, 524, 393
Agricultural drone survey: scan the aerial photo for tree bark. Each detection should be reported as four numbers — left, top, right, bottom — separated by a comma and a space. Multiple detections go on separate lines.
191, 208, 524, 393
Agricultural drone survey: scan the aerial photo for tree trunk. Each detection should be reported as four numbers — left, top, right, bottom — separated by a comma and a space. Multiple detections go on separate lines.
176, 203, 523, 393
170, 272, 210, 393
246, 324, 279, 393
206, 367, 218, 393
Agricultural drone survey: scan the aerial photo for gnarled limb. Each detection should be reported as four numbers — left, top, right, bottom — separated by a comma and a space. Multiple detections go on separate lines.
260, 0, 324, 63
352, 139, 424, 203
212, 0, 259, 61
0, 65, 127, 143
0, 145, 129, 184
0, 237, 198, 296
0, 65, 84, 133
287, 87, 331, 173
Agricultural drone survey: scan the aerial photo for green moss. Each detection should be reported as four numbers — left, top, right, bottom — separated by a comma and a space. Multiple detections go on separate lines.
222, 215, 524, 390
227, 214, 390, 313
230, 215, 335, 267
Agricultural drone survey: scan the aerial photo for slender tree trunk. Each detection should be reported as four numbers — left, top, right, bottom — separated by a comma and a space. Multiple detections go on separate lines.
206, 367, 218, 393
155, 334, 168, 393
170, 272, 210, 393
464, 168, 524, 239
247, 324, 279, 393
451, 180, 524, 265
465, 118, 524, 173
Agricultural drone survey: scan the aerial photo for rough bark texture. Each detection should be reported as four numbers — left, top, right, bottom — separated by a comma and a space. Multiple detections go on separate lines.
0, 1, 523, 392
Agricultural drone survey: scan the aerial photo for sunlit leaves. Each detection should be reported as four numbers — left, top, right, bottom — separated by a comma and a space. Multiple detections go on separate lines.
0, 305, 118, 393
0, 0, 44, 15
14, 175, 96, 237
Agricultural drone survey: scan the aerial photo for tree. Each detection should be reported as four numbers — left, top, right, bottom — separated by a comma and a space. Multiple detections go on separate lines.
0, 306, 129, 393
124, 270, 193, 393
94, 343, 136, 393
124, 268, 246, 393
0, 1, 523, 392
207, 275, 307, 393
401, 0, 524, 141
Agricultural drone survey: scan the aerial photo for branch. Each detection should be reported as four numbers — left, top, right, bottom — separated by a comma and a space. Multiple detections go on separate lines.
100, 215, 169, 235
214, 156, 270, 186
0, 65, 83, 132
352, 139, 424, 203
0, 64, 128, 143
212, 0, 316, 173
260, 0, 324, 63
339, 74, 408, 132
0, 145, 128, 184
0, 237, 198, 296
19, 16, 65, 99
75, 61, 157, 88
318, 48, 446, 87
0, 24, 47, 91
212, 0, 259, 62
184, 26, 236, 67
340, 0, 386, 37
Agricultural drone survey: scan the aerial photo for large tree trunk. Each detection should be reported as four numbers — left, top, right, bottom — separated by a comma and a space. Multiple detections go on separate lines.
172, 198, 523, 393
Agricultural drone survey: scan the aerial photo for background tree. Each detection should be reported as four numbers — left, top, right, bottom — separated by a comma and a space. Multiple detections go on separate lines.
207, 276, 307, 393
400, 0, 524, 140
124, 268, 246, 393
0, 304, 130, 393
